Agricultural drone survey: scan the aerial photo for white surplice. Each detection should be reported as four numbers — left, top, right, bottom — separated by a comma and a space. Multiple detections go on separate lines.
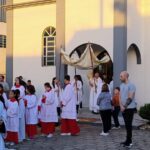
39, 90, 58, 123
6, 100, 19, 132
71, 80, 83, 105
89, 77, 103, 113
18, 98, 25, 141
61, 84, 77, 119
24, 95, 38, 125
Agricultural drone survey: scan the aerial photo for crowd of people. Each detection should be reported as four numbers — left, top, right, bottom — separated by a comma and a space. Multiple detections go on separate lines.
89, 71, 136, 148
0, 70, 137, 149
0, 75, 81, 149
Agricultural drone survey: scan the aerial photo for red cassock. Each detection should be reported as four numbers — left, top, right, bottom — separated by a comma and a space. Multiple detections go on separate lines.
41, 122, 55, 134
61, 119, 80, 135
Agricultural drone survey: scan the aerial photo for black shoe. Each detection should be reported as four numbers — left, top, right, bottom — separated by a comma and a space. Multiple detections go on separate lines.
124, 142, 133, 148
120, 141, 133, 148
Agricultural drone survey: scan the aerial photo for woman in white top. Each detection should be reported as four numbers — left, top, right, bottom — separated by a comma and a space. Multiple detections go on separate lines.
11, 77, 25, 99
52, 77, 62, 117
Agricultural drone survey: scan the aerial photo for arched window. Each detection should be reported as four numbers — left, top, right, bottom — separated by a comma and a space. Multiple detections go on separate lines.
42, 26, 56, 66
128, 43, 142, 64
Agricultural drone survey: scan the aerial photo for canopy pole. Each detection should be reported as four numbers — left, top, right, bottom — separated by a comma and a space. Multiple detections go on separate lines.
89, 43, 97, 93
59, 46, 62, 81
74, 67, 79, 103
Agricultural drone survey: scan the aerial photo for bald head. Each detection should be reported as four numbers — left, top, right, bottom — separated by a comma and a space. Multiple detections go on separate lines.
120, 71, 129, 82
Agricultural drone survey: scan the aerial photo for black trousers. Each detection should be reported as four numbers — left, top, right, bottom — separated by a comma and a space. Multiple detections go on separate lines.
100, 110, 112, 133
57, 107, 61, 117
122, 108, 135, 143
76, 105, 79, 114
112, 106, 120, 127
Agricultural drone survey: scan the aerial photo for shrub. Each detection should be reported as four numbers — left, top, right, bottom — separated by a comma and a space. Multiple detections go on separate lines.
139, 104, 150, 121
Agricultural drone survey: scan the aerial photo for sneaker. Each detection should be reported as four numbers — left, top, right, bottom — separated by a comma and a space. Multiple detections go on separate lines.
47, 134, 53, 138
100, 132, 109, 136
112, 126, 121, 129
120, 141, 133, 148
61, 133, 71, 136
61, 133, 67, 136
5, 142, 10, 146
10, 142, 15, 146
124, 142, 133, 148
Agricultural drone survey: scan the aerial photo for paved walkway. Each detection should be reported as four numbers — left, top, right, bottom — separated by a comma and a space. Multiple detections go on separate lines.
8, 124, 150, 150
78, 108, 148, 128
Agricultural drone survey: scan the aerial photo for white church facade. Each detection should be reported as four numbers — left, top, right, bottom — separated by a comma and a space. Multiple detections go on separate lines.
1, 0, 150, 107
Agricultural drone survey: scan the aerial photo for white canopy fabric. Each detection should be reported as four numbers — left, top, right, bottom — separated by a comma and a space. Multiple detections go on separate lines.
61, 44, 110, 70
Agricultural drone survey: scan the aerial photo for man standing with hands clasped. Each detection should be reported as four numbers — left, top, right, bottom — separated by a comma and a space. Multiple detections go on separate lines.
119, 71, 137, 148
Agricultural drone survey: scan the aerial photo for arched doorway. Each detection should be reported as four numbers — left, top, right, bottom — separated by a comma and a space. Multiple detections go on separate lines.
70, 43, 113, 83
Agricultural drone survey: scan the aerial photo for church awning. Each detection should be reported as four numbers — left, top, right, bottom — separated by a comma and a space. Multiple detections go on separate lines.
61, 43, 110, 70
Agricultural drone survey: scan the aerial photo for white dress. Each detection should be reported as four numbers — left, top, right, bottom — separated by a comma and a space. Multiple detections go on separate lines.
61, 84, 77, 120
89, 77, 103, 113
71, 80, 83, 105
39, 90, 58, 123
24, 95, 38, 125
53, 84, 63, 107
18, 98, 25, 141
0, 102, 5, 150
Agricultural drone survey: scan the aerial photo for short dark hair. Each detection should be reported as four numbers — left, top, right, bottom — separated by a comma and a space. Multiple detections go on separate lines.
65, 75, 70, 81
26, 85, 35, 94
102, 84, 109, 92
0, 75, 4, 79
27, 80, 31, 83
115, 87, 120, 91
44, 82, 52, 88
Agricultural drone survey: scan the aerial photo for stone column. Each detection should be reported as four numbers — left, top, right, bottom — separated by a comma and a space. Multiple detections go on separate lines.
113, 0, 127, 88
56, 0, 67, 84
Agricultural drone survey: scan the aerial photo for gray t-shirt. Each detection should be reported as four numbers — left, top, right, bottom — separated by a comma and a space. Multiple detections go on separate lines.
120, 82, 136, 109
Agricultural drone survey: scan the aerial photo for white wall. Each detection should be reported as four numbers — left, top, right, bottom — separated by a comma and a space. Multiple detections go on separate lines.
65, 0, 114, 107
127, 0, 150, 107
13, 4, 56, 97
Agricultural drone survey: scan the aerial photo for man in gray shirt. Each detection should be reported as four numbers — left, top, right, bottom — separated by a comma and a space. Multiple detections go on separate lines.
119, 71, 136, 148
0, 75, 10, 93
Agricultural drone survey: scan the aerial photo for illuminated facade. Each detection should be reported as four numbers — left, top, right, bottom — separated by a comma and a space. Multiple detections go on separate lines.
3, 0, 150, 107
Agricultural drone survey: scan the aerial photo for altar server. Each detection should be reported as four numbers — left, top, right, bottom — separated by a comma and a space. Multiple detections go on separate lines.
5, 90, 19, 145
24, 85, 38, 140
38, 82, 58, 138
61, 75, 80, 136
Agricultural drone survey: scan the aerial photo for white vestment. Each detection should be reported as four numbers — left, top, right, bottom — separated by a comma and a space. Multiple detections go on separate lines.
18, 98, 25, 141
6, 100, 19, 132
39, 90, 58, 123
61, 84, 77, 119
24, 95, 38, 125
89, 77, 103, 113
71, 80, 83, 105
